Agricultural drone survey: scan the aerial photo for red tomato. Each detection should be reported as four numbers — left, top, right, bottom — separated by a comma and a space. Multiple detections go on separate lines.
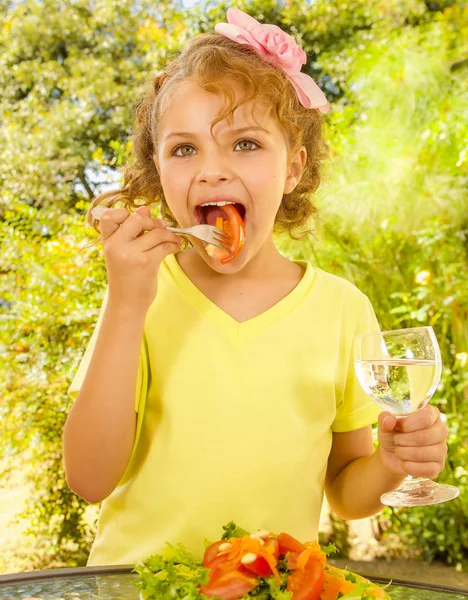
200, 569, 258, 600
220, 204, 245, 263
286, 557, 324, 600
278, 532, 306, 555
245, 536, 281, 579
242, 555, 272, 578
242, 536, 280, 578
208, 204, 245, 264
203, 541, 228, 567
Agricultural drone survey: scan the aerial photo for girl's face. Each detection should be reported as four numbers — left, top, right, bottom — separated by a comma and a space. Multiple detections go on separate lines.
154, 79, 305, 273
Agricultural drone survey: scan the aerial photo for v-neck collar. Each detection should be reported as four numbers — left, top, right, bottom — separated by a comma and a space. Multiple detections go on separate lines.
164, 254, 316, 340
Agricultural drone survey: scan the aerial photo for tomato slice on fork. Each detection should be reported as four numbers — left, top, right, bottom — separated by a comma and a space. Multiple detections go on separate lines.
207, 204, 245, 263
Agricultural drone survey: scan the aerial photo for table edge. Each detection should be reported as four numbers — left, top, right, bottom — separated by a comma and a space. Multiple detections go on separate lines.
0, 565, 466, 595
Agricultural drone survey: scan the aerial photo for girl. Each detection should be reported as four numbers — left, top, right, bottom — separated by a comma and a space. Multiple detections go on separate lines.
63, 8, 448, 566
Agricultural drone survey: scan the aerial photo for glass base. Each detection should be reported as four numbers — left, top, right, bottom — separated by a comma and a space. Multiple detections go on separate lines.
381, 477, 460, 507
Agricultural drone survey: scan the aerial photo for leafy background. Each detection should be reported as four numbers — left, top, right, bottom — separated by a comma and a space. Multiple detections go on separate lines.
0, 0, 467, 575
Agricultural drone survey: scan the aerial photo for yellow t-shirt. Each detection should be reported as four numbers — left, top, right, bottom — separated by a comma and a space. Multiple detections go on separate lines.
68, 254, 381, 566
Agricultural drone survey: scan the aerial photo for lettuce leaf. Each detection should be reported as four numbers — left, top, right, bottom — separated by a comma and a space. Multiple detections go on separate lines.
221, 521, 251, 540
339, 574, 391, 599
320, 543, 338, 556
134, 543, 209, 600
336, 582, 385, 599
240, 574, 292, 600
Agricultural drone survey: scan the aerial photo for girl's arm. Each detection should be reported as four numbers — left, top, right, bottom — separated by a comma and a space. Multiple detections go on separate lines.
62, 301, 146, 504
325, 405, 448, 519
324, 426, 403, 519
63, 206, 181, 503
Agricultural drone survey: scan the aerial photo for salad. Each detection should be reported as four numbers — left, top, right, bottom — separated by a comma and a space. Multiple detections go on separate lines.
135, 522, 390, 600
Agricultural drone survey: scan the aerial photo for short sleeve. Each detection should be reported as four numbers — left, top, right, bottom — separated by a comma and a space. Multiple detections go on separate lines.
332, 295, 382, 433
67, 288, 148, 416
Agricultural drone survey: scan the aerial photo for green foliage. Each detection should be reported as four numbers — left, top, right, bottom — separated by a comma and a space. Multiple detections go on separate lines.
280, 1, 468, 568
1, 0, 467, 572
0, 197, 106, 567
319, 513, 351, 559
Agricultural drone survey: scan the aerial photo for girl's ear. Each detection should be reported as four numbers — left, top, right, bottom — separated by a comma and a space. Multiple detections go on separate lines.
284, 146, 307, 194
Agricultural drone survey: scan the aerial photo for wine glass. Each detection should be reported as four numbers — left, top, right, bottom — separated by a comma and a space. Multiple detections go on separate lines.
354, 326, 460, 507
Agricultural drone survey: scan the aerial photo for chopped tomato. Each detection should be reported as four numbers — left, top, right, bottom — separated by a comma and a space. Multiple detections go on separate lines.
297, 542, 326, 570
285, 541, 326, 573
207, 204, 245, 264
203, 540, 229, 568
242, 536, 280, 578
199, 529, 388, 600
242, 555, 272, 578
212, 535, 281, 584
200, 568, 258, 600
278, 532, 306, 555
287, 556, 324, 600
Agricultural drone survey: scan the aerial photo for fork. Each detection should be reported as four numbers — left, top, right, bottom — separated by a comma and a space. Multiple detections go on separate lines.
165, 225, 230, 250
90, 206, 230, 251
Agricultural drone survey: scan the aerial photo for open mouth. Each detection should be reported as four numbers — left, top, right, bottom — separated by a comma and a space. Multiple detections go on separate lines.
194, 201, 246, 264
195, 202, 246, 226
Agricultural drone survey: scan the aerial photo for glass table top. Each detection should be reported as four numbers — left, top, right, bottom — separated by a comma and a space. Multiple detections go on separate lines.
0, 567, 466, 600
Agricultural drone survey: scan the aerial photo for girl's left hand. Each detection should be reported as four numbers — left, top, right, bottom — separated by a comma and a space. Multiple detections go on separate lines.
377, 405, 449, 478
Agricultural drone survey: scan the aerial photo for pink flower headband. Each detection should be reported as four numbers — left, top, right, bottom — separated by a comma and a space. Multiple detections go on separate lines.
214, 7, 330, 113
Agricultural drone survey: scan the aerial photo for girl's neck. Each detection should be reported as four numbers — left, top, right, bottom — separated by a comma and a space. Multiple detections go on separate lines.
175, 238, 305, 323
177, 236, 298, 288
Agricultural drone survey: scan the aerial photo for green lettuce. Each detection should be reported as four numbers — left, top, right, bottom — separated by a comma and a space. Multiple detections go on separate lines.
221, 521, 251, 540
135, 543, 209, 600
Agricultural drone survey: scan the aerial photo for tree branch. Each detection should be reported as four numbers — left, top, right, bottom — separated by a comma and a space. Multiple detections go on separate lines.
78, 171, 96, 201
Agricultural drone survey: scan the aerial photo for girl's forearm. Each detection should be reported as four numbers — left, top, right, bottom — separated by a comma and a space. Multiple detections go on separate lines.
325, 448, 405, 520
62, 300, 147, 504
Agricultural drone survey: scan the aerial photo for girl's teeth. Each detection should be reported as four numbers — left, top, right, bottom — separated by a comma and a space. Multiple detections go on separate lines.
201, 201, 235, 206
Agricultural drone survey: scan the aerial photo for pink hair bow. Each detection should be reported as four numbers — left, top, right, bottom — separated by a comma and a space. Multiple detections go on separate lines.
215, 7, 330, 113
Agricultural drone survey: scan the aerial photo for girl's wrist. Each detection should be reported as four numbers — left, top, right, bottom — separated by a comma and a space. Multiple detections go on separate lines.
375, 444, 407, 485
105, 297, 149, 325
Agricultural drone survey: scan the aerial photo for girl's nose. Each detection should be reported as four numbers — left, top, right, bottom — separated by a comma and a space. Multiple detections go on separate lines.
197, 150, 231, 184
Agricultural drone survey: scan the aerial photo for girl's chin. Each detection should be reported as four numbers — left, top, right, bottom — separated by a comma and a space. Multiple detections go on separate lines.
194, 242, 249, 273
205, 251, 247, 273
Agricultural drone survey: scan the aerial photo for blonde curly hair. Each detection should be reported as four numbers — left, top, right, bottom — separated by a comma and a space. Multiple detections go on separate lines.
88, 33, 329, 239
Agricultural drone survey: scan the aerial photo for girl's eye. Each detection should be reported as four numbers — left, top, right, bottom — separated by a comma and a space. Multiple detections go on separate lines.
173, 145, 196, 157
235, 139, 259, 151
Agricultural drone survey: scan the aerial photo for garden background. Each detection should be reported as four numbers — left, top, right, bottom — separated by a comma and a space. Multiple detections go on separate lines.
0, 0, 467, 580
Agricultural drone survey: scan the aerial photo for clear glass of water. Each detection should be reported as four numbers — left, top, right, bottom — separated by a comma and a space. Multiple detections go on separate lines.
354, 326, 460, 507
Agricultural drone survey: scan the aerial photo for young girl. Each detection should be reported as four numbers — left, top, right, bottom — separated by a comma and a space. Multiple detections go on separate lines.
63, 8, 448, 567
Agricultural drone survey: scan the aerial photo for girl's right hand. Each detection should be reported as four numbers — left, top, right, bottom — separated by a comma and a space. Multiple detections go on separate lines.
99, 205, 181, 312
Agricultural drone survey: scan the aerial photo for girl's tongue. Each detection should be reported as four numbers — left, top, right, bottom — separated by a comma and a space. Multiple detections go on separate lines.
204, 205, 227, 226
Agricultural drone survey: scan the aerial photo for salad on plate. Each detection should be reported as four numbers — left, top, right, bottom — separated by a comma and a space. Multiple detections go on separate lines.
135, 522, 390, 600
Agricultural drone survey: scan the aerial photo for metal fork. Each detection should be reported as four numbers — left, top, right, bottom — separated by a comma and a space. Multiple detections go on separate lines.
91, 206, 230, 251
165, 225, 230, 250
